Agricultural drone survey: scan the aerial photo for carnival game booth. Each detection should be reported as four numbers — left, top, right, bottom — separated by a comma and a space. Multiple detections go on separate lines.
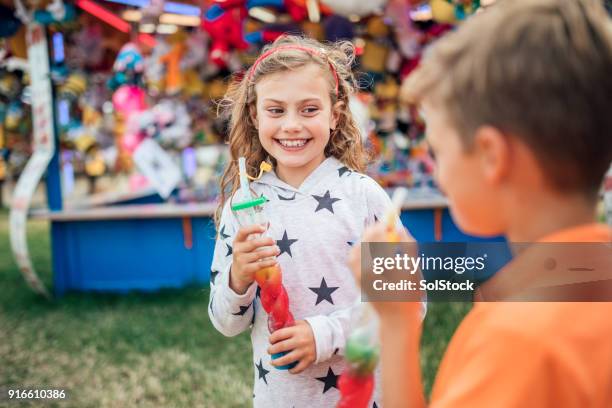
3, 0, 503, 297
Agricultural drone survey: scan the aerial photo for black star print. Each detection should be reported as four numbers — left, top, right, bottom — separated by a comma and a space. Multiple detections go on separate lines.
316, 367, 339, 393
374, 214, 379, 222
278, 193, 296, 201
347, 241, 354, 246
312, 190, 341, 214
338, 166, 351, 177
255, 359, 270, 385
210, 270, 219, 284
225, 243, 233, 257
233, 304, 251, 316
276, 230, 298, 257
333, 348, 339, 355
219, 225, 230, 240
309, 277, 339, 305
373, 402, 378, 408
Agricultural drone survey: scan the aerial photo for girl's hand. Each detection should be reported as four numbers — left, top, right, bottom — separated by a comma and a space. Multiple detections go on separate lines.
230, 224, 280, 295
348, 222, 422, 324
268, 320, 316, 374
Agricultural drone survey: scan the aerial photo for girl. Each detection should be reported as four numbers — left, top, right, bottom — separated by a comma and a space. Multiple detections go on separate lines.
209, 35, 393, 407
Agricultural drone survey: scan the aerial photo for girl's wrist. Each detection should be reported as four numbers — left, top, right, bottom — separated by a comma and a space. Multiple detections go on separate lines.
229, 269, 251, 295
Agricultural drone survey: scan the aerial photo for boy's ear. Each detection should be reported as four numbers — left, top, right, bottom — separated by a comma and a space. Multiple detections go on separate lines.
474, 126, 511, 185
330, 101, 344, 130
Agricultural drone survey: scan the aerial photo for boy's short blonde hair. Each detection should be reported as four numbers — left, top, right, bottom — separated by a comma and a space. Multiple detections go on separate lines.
402, 0, 612, 198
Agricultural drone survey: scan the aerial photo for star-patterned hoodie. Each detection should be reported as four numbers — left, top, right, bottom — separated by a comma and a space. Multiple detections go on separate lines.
208, 157, 392, 407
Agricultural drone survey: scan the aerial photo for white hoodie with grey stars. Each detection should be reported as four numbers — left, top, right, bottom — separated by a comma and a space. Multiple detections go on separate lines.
208, 157, 396, 407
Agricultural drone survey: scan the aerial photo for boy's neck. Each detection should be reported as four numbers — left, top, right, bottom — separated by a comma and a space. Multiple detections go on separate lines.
506, 191, 597, 242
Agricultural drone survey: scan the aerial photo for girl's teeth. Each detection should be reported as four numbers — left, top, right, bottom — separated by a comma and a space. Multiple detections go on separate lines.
279, 139, 307, 147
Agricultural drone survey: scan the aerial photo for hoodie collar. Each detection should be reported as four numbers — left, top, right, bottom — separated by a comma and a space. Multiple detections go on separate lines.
253, 156, 343, 194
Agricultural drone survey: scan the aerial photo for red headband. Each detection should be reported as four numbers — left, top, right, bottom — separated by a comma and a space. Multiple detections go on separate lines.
247, 45, 340, 97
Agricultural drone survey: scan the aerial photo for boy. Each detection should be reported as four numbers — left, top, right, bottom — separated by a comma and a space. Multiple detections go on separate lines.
350, 0, 612, 406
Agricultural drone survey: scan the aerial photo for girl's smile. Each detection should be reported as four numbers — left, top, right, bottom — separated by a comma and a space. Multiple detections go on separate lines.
274, 138, 312, 150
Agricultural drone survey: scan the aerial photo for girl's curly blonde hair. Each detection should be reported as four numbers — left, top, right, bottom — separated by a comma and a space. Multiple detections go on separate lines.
215, 35, 369, 228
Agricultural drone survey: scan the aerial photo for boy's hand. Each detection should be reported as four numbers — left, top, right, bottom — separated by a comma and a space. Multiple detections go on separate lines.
268, 320, 316, 374
230, 224, 280, 295
348, 222, 422, 323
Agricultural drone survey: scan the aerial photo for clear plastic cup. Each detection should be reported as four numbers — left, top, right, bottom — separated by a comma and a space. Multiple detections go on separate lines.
231, 193, 269, 233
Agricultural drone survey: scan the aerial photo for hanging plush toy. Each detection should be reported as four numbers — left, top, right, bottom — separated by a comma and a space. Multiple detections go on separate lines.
450, 0, 481, 20
181, 30, 208, 97
181, 29, 208, 70
429, 0, 457, 24
152, 99, 193, 149
112, 86, 147, 119
373, 75, 400, 133
360, 16, 393, 87
107, 42, 145, 91
385, 0, 421, 59
0, 70, 25, 133
159, 30, 187, 95
4, 101, 24, 132
144, 35, 170, 96
430, 0, 481, 23
58, 71, 87, 101
125, 99, 193, 151
32, 0, 76, 25
323, 14, 354, 42
56, 72, 88, 145
202, 0, 284, 68
0, 41, 29, 73
202, 0, 250, 68
0, 70, 22, 101
112, 85, 148, 165
12, 0, 76, 27
398, 18, 452, 80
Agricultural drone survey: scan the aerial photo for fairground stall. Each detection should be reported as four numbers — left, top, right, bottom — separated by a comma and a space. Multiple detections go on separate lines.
1, 0, 505, 297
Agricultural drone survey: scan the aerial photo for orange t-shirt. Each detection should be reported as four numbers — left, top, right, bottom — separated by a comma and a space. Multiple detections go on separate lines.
430, 224, 612, 408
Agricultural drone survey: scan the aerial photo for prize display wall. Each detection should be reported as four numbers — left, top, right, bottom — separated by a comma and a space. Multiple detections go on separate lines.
1, 0, 505, 296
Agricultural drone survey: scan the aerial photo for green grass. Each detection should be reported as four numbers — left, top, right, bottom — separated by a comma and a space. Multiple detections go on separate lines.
0, 209, 470, 407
